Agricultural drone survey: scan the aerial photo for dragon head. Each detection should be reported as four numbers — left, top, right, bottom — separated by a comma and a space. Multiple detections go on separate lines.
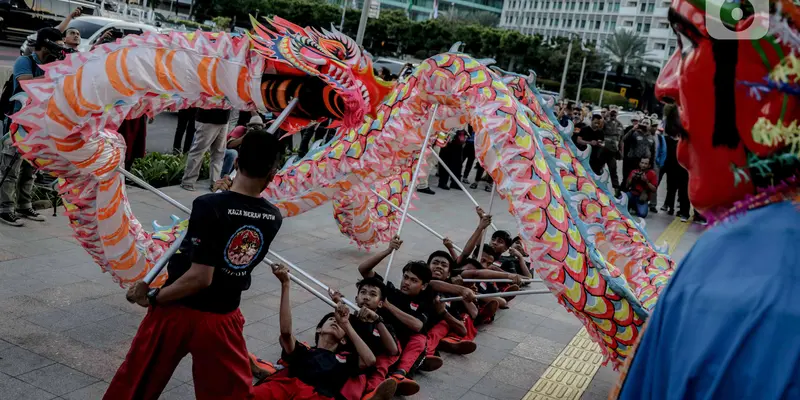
249, 16, 392, 133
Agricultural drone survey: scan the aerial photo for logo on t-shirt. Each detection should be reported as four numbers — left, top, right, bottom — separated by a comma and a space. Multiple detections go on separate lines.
410, 302, 418, 311
335, 354, 347, 363
372, 328, 380, 337
224, 225, 264, 270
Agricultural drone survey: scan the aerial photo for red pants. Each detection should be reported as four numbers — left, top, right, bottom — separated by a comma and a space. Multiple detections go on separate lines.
104, 305, 253, 400
254, 376, 333, 400
340, 349, 401, 400
425, 317, 477, 356
394, 334, 426, 373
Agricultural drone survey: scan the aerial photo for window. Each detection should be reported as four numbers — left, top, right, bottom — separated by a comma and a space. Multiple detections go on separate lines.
655, 43, 665, 50
599, 2, 605, 11
658, 21, 669, 29
624, 20, 633, 26
647, 3, 654, 12
644, 23, 650, 32
562, 19, 566, 27
66, 19, 105, 39
581, 20, 587, 28
611, 21, 617, 29
595, 21, 601, 29
593, 2, 598, 11
668, 45, 676, 54
568, 19, 573, 27
604, 20, 610, 30
571, 1, 577, 9
640, 2, 646, 11
636, 22, 642, 31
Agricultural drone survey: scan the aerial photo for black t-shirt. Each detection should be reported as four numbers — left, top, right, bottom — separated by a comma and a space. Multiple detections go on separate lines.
346, 315, 395, 356
424, 278, 469, 329
164, 192, 282, 314
282, 340, 360, 399
195, 108, 231, 125
576, 127, 604, 150
375, 276, 430, 341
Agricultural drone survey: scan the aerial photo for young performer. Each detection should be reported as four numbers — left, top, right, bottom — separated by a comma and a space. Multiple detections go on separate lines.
105, 130, 283, 400
420, 250, 480, 372
253, 264, 377, 400
331, 277, 401, 400
357, 238, 433, 396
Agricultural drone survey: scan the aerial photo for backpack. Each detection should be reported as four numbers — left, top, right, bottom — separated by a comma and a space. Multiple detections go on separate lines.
0, 55, 35, 117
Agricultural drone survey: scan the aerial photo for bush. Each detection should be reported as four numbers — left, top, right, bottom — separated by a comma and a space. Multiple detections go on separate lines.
537, 78, 561, 92
130, 152, 209, 188
579, 88, 628, 107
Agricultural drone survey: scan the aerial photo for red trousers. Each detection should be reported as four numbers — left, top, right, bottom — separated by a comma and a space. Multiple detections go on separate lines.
340, 350, 401, 400
254, 376, 333, 400
104, 305, 253, 400
425, 317, 477, 356
394, 334, 426, 373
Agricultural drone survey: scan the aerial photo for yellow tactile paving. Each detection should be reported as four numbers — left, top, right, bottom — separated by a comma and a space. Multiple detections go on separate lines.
524, 218, 689, 400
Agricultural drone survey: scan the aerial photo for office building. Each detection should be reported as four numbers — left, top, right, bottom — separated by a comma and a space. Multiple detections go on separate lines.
499, 0, 677, 68
331, 0, 503, 22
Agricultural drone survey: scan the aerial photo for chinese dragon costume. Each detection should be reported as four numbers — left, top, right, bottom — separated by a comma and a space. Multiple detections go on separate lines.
12, 16, 677, 367
614, 0, 800, 398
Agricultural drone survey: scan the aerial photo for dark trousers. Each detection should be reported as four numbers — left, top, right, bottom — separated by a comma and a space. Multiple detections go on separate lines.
663, 164, 689, 214
438, 143, 463, 188
601, 149, 620, 190
173, 108, 197, 153
461, 142, 476, 181
298, 124, 333, 157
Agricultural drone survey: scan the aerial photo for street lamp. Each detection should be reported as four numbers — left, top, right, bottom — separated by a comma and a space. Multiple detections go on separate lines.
598, 64, 612, 107
558, 34, 588, 101
356, 0, 371, 45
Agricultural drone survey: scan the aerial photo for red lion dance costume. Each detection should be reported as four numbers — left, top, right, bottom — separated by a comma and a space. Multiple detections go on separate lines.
614, 0, 800, 398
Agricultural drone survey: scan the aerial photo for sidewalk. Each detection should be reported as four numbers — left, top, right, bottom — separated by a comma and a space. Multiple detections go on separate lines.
0, 182, 700, 399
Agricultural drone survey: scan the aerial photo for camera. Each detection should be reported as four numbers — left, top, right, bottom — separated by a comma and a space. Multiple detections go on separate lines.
43, 39, 76, 60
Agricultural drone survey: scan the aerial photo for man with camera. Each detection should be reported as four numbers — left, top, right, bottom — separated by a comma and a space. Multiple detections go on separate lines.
0, 27, 65, 226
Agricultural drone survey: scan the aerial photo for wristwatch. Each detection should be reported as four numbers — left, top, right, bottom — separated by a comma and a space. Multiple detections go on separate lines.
146, 288, 160, 306
375, 316, 384, 324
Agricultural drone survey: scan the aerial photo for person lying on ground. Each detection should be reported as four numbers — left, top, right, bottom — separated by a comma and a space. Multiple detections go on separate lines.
328, 278, 400, 400
356, 239, 433, 396
253, 264, 376, 400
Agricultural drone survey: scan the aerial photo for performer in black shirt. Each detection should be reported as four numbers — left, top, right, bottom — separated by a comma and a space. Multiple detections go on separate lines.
105, 130, 283, 400
357, 239, 432, 396
254, 264, 376, 400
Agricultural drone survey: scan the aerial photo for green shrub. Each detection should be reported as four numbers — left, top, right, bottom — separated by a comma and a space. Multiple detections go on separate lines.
536, 78, 561, 92
579, 88, 628, 107
131, 152, 210, 188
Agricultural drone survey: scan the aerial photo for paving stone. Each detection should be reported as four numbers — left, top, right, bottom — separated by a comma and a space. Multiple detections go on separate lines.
0, 371, 57, 400
63, 322, 133, 350
530, 320, 581, 345
159, 383, 195, 400
58, 299, 126, 323
459, 391, 500, 400
487, 355, 549, 389
510, 335, 566, 365
0, 295, 56, 318
0, 346, 55, 376
62, 381, 110, 400
470, 376, 530, 400
18, 363, 98, 396
23, 310, 94, 333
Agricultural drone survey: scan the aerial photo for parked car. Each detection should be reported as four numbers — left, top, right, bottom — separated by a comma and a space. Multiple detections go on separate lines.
20, 16, 159, 54
0, 0, 98, 44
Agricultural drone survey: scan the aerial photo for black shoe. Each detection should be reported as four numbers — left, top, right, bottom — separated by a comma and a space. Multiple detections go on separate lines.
469, 183, 478, 189
694, 215, 708, 226
0, 212, 23, 226
484, 185, 492, 192
660, 205, 669, 212
649, 206, 658, 214
449, 183, 460, 190
418, 187, 436, 195
678, 213, 690, 222
437, 184, 451, 190
461, 178, 470, 184
667, 208, 674, 216
17, 208, 45, 221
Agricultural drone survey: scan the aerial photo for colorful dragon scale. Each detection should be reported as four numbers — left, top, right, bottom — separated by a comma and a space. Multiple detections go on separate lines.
11, 18, 675, 366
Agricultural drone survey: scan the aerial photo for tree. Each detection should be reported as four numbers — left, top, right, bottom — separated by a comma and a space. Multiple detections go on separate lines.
439, 9, 499, 27
212, 16, 231, 31
600, 29, 659, 85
